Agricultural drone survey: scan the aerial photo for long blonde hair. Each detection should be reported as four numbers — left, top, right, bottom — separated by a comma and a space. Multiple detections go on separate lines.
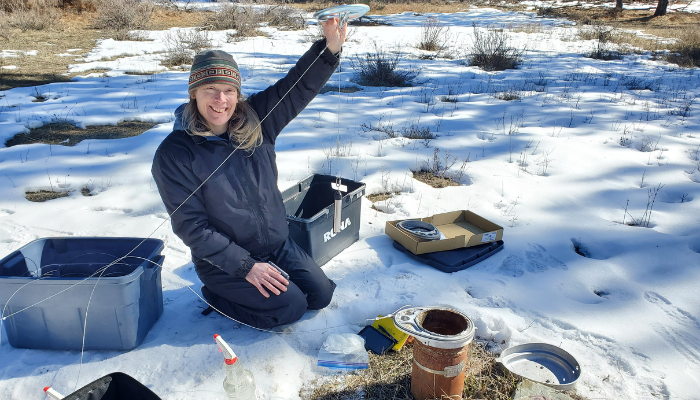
182, 90, 263, 152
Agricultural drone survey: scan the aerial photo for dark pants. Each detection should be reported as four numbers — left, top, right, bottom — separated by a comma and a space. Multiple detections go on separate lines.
194, 237, 336, 329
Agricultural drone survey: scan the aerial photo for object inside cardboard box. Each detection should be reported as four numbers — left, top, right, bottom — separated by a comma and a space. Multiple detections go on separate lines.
385, 210, 503, 255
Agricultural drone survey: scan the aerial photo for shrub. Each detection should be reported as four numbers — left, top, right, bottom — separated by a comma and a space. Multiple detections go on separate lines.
468, 23, 523, 71
212, 4, 261, 40
352, 44, 418, 87
401, 121, 434, 141
162, 28, 211, 67
417, 16, 450, 52
261, 5, 304, 31
95, 0, 153, 31
622, 76, 661, 91
6, 1, 60, 31
584, 24, 622, 60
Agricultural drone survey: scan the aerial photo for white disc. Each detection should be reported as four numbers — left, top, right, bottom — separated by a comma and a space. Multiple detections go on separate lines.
313, 4, 370, 21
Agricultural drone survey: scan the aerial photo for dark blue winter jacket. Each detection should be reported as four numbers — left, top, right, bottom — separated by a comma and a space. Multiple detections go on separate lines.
152, 40, 339, 278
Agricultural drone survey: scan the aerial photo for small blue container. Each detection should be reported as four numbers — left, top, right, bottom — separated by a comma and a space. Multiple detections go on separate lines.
0, 237, 164, 350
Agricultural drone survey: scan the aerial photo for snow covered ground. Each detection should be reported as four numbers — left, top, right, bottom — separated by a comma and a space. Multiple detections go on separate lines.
1, 6, 699, 400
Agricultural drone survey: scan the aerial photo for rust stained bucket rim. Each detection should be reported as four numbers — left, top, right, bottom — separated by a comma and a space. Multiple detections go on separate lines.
392, 306, 475, 349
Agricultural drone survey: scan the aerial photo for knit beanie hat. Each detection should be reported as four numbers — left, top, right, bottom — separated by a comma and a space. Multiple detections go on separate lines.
189, 50, 241, 93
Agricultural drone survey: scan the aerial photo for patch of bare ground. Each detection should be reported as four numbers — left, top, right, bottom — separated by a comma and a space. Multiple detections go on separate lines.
25, 189, 69, 202
0, 6, 209, 90
0, 11, 102, 90
295, 1, 472, 16
538, 6, 700, 38
536, 6, 700, 66
148, 6, 206, 30
413, 170, 459, 189
319, 85, 363, 94
304, 341, 588, 400
5, 120, 158, 147
367, 192, 393, 203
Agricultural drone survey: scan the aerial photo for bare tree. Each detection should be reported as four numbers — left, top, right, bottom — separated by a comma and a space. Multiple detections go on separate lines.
615, 0, 623, 10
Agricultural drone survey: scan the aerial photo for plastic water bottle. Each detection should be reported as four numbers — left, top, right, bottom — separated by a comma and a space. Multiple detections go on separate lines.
214, 334, 258, 400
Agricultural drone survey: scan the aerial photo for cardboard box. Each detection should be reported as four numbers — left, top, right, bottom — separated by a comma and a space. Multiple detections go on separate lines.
385, 210, 503, 255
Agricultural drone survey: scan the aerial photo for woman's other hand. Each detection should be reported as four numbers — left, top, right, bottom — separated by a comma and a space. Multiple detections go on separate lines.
245, 262, 290, 298
322, 17, 347, 55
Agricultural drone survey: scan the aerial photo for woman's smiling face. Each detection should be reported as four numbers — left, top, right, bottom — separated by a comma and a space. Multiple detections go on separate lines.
192, 83, 239, 135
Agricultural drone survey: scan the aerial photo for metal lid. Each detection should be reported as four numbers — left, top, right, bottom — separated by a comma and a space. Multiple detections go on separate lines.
313, 4, 370, 21
392, 307, 475, 349
496, 342, 581, 391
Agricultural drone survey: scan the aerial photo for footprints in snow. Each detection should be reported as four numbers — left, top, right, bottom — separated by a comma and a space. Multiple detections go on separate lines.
89, 206, 133, 214
689, 241, 700, 255
644, 291, 700, 364
644, 291, 700, 330
570, 238, 610, 260
496, 244, 566, 277
525, 244, 567, 272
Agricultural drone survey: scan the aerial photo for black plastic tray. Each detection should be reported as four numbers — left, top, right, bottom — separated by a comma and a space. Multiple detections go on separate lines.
392, 240, 504, 273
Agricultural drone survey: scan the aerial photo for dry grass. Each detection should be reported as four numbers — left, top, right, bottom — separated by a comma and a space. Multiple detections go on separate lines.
0, 11, 101, 90
538, 5, 700, 33
148, 6, 206, 30
0, 2, 695, 92
305, 346, 413, 400
304, 342, 525, 400
367, 192, 393, 203
5, 121, 157, 147
294, 1, 471, 16
413, 170, 459, 189
536, 6, 700, 65
304, 341, 587, 400
25, 189, 69, 202
665, 29, 700, 67
0, 6, 209, 90
319, 85, 363, 94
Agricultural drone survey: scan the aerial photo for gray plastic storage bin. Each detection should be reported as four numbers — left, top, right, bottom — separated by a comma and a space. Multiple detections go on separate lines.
282, 174, 365, 266
0, 237, 164, 350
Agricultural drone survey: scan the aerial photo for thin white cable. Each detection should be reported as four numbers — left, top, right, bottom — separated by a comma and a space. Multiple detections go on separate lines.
90, 39, 337, 282
123, 255, 403, 335
2, 25, 351, 384
2, 262, 123, 321
2, 38, 338, 323
74, 263, 110, 392
0, 274, 53, 348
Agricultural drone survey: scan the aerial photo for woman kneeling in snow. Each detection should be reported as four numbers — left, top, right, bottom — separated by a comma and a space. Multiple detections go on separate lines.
152, 20, 346, 329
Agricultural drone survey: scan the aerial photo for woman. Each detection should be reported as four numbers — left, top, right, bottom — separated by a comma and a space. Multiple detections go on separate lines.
152, 19, 346, 329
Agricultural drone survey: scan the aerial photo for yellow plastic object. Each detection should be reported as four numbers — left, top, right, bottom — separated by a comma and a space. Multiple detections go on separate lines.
372, 315, 409, 351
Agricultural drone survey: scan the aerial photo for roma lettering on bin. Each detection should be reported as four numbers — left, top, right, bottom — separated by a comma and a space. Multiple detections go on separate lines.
323, 218, 351, 243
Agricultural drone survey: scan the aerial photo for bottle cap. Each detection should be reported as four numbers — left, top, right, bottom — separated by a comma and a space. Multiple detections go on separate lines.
214, 334, 238, 365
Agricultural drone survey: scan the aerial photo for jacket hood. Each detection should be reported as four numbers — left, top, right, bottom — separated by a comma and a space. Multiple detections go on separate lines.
173, 103, 188, 132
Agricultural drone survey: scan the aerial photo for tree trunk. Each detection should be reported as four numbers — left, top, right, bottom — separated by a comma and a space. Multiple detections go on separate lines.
654, 0, 669, 16
615, 0, 623, 10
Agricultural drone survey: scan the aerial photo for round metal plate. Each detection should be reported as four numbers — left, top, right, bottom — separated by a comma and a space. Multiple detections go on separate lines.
496, 343, 581, 391
313, 4, 370, 21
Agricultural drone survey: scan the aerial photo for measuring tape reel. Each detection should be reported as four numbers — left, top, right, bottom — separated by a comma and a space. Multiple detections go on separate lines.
396, 220, 441, 241
313, 4, 370, 22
